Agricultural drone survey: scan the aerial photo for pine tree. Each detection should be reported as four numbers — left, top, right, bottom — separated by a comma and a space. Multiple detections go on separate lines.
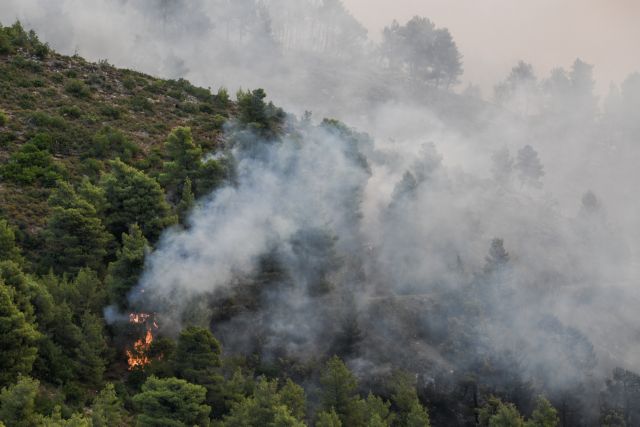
177, 177, 195, 224
174, 326, 224, 410
132, 376, 211, 427
91, 383, 126, 427
101, 159, 176, 242
389, 372, 431, 427
0, 376, 40, 427
0, 283, 39, 387
106, 224, 148, 310
221, 378, 304, 427
484, 238, 510, 274
43, 182, 111, 275
526, 396, 559, 427
75, 311, 108, 389
320, 356, 361, 426
515, 145, 544, 188
316, 409, 342, 427
0, 220, 22, 265
159, 127, 202, 199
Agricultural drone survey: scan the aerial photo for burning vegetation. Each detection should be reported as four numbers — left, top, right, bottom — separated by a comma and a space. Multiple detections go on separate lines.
126, 312, 158, 370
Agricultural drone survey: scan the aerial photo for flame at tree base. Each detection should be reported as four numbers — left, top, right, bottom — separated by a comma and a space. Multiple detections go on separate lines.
126, 312, 157, 370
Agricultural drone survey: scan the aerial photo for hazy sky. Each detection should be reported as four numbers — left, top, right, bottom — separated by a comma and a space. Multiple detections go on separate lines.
343, 0, 640, 95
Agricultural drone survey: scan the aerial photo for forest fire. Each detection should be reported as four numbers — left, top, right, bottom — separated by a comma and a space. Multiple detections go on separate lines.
126, 312, 158, 370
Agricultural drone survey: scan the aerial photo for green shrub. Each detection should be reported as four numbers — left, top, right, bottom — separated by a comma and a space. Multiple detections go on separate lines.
11, 54, 42, 72
122, 77, 136, 91
50, 73, 64, 84
29, 112, 66, 130
0, 32, 12, 54
178, 102, 198, 114
59, 105, 82, 119
90, 126, 139, 160
1, 140, 65, 186
65, 79, 91, 98
0, 110, 8, 126
130, 95, 153, 112
99, 104, 122, 119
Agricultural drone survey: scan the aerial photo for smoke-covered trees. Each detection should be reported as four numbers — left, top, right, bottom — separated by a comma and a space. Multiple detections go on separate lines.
381, 16, 463, 88
495, 61, 538, 114
515, 145, 544, 188
484, 238, 510, 276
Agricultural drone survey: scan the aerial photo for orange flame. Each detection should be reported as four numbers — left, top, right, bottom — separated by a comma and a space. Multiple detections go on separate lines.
126, 312, 157, 370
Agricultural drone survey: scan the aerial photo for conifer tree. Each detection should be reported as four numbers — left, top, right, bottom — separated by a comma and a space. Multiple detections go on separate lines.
106, 224, 148, 310
0, 283, 39, 387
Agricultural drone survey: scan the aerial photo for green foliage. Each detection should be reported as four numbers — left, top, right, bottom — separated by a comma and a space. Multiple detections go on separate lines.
90, 126, 138, 160
222, 378, 305, 427
64, 79, 91, 99
177, 177, 195, 223
0, 283, 39, 387
1, 140, 65, 187
39, 406, 92, 426
479, 397, 525, 427
236, 88, 285, 136
100, 159, 176, 242
106, 224, 148, 310
320, 356, 361, 426
525, 397, 559, 427
74, 311, 108, 389
91, 383, 126, 427
129, 95, 153, 112
389, 372, 430, 427
159, 127, 202, 195
174, 326, 225, 412
279, 379, 306, 421
316, 409, 342, 427
132, 376, 211, 427
159, 126, 227, 201
59, 105, 82, 119
362, 393, 394, 426
0, 220, 23, 265
42, 182, 111, 275
0, 110, 7, 126
68, 268, 107, 316
405, 400, 431, 427
0, 22, 50, 58
0, 376, 40, 427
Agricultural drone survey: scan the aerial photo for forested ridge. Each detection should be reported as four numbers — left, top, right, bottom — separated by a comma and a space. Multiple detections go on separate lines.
0, 19, 639, 427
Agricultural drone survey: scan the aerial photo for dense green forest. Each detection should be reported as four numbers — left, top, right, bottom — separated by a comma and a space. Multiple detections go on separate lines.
0, 20, 639, 427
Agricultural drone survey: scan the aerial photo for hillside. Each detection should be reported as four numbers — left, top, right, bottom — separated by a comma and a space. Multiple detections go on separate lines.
1, 20, 639, 427
0, 22, 231, 234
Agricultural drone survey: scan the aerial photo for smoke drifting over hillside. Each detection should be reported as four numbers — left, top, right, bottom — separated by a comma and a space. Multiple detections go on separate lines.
6, 1, 640, 423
